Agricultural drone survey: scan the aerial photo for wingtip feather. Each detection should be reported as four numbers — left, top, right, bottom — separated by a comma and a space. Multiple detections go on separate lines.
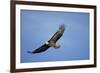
27, 51, 32, 53
59, 24, 65, 30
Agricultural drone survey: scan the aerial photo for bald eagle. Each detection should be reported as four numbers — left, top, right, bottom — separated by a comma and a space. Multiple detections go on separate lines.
28, 24, 65, 54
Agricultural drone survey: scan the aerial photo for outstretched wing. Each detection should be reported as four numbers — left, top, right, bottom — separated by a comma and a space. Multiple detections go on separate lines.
49, 24, 65, 43
28, 24, 65, 54
28, 44, 50, 54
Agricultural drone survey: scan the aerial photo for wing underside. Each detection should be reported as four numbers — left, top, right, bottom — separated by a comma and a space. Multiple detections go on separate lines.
49, 24, 65, 43
29, 44, 50, 54
28, 24, 65, 54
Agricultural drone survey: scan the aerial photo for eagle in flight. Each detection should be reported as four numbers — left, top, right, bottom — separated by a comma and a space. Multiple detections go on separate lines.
28, 24, 65, 54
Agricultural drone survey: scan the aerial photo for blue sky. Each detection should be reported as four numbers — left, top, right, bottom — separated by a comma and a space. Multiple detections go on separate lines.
21, 9, 90, 63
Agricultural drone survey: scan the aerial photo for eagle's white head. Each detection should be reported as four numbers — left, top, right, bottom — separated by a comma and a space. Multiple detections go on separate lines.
45, 41, 60, 48
45, 41, 49, 45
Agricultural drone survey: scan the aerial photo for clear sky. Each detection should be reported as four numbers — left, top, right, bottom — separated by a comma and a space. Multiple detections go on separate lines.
21, 9, 89, 63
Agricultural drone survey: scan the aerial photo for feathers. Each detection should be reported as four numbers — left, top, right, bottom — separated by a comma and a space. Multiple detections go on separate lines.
28, 44, 50, 54
28, 24, 65, 54
49, 24, 65, 43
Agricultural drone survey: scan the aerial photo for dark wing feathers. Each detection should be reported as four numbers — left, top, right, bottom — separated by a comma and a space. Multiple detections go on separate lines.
49, 24, 65, 43
28, 44, 50, 54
